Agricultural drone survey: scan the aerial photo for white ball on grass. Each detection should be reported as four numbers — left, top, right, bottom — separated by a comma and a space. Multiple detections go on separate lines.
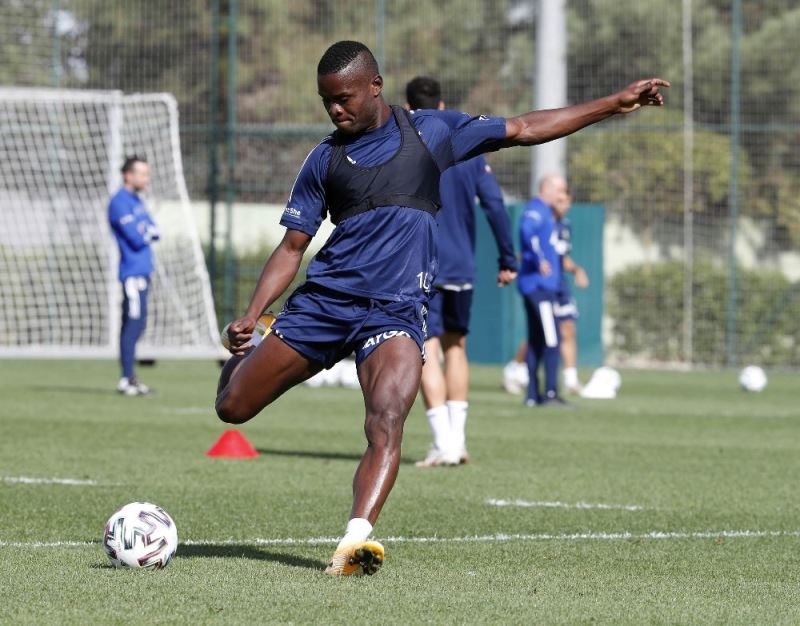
103, 502, 178, 569
738, 365, 767, 393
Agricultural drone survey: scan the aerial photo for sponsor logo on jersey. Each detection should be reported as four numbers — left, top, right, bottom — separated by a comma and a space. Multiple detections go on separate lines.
283, 206, 302, 218
360, 330, 411, 350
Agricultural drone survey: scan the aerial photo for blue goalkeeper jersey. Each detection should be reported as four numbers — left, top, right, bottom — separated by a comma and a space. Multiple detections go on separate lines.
108, 188, 158, 281
517, 197, 561, 294
281, 109, 507, 303
436, 156, 517, 286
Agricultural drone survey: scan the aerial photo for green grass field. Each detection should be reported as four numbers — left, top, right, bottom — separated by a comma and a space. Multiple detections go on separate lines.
1, 360, 799, 624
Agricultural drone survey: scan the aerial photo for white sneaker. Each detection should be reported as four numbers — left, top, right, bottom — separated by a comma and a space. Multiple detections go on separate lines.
117, 377, 150, 396
415, 446, 460, 468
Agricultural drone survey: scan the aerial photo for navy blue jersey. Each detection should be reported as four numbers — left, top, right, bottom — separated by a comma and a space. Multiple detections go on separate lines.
517, 197, 561, 294
436, 156, 517, 285
108, 188, 159, 281
281, 109, 506, 303
555, 217, 572, 295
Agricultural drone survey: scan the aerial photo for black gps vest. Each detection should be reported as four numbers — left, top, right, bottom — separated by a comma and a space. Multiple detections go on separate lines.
324, 105, 442, 226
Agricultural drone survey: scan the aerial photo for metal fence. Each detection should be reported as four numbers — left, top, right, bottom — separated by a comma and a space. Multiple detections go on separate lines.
2, 0, 798, 367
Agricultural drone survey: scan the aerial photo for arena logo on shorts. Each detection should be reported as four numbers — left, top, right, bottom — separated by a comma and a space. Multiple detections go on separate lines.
361, 330, 411, 350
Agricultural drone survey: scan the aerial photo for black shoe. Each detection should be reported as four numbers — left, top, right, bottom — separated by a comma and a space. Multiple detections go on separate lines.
541, 395, 573, 408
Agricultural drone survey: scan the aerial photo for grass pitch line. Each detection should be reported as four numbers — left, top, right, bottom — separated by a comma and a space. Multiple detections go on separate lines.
3, 476, 100, 486
0, 540, 97, 548
3, 529, 800, 549
486, 498, 644, 511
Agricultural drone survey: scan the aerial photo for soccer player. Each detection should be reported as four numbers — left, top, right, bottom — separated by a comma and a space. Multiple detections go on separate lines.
505, 183, 589, 397
108, 156, 159, 396
552, 187, 590, 394
214, 40, 668, 575
405, 76, 518, 467
517, 175, 571, 406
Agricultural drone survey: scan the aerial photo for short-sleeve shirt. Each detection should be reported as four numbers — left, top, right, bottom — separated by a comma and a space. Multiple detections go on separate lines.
281, 109, 506, 303
555, 217, 572, 293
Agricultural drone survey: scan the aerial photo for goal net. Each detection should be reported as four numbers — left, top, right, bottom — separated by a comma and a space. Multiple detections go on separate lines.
0, 88, 222, 358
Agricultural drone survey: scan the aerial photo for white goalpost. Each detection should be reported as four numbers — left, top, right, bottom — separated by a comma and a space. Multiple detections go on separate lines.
0, 88, 223, 358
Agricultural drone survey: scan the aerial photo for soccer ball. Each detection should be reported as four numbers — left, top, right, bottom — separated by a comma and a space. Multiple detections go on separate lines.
103, 502, 178, 569
502, 360, 529, 395
220, 312, 275, 351
738, 365, 767, 393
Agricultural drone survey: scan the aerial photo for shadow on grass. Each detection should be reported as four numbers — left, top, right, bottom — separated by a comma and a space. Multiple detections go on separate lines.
178, 543, 325, 570
255, 447, 415, 465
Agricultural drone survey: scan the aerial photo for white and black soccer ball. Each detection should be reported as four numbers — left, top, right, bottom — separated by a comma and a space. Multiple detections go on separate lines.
738, 365, 767, 393
103, 502, 178, 569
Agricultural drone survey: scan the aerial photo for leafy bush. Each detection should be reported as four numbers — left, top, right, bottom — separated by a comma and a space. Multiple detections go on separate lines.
609, 261, 799, 366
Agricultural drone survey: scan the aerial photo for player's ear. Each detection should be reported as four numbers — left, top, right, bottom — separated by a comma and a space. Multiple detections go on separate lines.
370, 74, 383, 96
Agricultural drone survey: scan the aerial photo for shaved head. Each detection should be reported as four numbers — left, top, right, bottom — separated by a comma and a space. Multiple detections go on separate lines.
537, 174, 569, 209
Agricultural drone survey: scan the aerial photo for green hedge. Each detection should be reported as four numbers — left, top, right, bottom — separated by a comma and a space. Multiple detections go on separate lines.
609, 261, 799, 366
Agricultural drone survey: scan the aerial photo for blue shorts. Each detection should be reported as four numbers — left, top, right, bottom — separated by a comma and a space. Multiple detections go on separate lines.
427, 286, 473, 338
272, 283, 427, 369
554, 288, 579, 321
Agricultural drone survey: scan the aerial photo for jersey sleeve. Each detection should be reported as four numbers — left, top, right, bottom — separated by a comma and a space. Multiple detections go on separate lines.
280, 142, 330, 236
412, 110, 506, 171
108, 197, 150, 251
474, 157, 517, 271
440, 110, 507, 163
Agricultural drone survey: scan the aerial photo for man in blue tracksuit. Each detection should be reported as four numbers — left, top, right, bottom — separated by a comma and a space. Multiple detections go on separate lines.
108, 156, 160, 396
405, 76, 517, 467
518, 174, 571, 406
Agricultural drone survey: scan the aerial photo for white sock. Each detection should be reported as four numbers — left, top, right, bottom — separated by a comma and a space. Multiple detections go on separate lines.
339, 517, 372, 547
564, 367, 579, 388
426, 405, 451, 452
447, 400, 468, 452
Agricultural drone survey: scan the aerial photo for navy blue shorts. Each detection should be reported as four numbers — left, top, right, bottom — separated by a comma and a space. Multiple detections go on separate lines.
554, 287, 579, 321
272, 283, 427, 369
427, 287, 473, 338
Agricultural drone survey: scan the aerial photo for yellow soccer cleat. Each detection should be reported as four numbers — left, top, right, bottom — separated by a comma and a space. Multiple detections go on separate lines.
220, 311, 276, 351
324, 540, 385, 576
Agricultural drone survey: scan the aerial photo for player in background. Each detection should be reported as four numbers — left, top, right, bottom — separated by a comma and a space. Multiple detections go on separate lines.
214, 40, 668, 575
405, 76, 517, 468
517, 175, 571, 406
552, 187, 590, 394
108, 156, 160, 396
504, 180, 589, 396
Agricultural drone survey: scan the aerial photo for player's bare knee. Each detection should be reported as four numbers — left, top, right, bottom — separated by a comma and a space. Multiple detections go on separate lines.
215, 390, 252, 424
364, 408, 405, 449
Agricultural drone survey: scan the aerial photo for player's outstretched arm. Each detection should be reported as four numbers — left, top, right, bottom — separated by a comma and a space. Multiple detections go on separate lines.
226, 229, 311, 352
503, 78, 669, 148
